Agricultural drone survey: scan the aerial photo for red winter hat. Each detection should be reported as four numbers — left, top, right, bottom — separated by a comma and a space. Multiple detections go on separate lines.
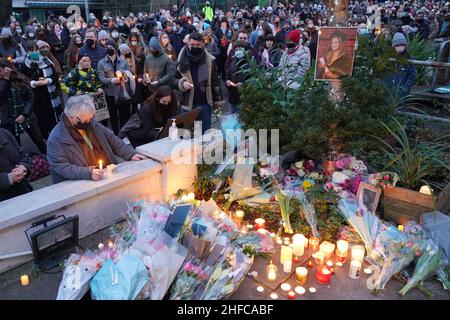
287, 29, 301, 44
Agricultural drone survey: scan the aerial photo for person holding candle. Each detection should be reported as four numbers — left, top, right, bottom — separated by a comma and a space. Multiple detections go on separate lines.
47, 95, 147, 183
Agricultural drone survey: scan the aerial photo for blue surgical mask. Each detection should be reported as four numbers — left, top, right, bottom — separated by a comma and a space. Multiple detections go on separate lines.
234, 49, 245, 59
29, 51, 40, 61
233, 23, 239, 30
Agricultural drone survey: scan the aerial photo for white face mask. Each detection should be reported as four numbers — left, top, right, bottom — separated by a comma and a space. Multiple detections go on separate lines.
112, 31, 119, 38
395, 45, 406, 53
131, 40, 138, 46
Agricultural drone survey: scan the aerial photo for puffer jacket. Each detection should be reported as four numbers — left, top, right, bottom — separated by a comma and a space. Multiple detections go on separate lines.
278, 45, 311, 89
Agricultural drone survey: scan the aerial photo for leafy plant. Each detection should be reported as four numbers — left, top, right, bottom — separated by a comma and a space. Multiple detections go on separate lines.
406, 35, 436, 86
373, 117, 450, 191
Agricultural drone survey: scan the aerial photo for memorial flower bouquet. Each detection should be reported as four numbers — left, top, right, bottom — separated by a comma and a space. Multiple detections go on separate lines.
275, 189, 295, 234
369, 172, 399, 189
169, 259, 211, 300
399, 239, 444, 297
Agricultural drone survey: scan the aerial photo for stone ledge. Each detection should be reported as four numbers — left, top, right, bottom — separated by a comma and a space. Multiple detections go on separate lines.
0, 159, 162, 231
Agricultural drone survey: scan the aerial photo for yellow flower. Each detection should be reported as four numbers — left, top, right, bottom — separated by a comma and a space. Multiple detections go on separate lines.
302, 180, 313, 190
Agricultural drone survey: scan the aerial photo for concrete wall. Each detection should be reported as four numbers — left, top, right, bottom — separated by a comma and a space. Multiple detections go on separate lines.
0, 138, 198, 274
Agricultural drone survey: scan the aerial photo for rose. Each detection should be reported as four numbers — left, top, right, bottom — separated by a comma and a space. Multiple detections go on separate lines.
303, 160, 315, 172
184, 262, 194, 273
384, 175, 390, 180
295, 161, 304, 169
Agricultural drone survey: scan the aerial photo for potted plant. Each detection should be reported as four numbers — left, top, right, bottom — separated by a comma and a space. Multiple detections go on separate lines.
374, 117, 450, 224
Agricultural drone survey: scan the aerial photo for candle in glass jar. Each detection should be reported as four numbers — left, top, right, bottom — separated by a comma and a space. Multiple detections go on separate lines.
349, 260, 362, 279
316, 266, 332, 284
351, 245, 365, 263
292, 234, 305, 257
21, 275, 29, 286
314, 252, 325, 265
266, 261, 277, 281
288, 291, 296, 299
319, 241, 335, 260
283, 260, 292, 273
295, 267, 308, 285
98, 160, 103, 171
335, 240, 349, 263
254, 218, 265, 230
235, 210, 244, 221
280, 245, 293, 265
308, 237, 320, 252
187, 192, 195, 201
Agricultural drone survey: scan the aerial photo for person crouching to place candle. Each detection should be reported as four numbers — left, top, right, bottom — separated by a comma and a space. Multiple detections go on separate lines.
46, 95, 148, 183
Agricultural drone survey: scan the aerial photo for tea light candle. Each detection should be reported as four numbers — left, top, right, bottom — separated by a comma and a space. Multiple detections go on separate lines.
98, 242, 104, 250
280, 245, 293, 265
280, 283, 291, 291
336, 240, 349, 263
255, 218, 265, 230
319, 241, 335, 260
295, 267, 308, 285
309, 287, 317, 293
98, 160, 103, 170
266, 261, 277, 281
308, 237, 320, 252
270, 293, 278, 299
292, 234, 306, 257
349, 260, 362, 279
288, 291, 296, 299
364, 267, 373, 275
314, 252, 325, 265
295, 286, 306, 295
21, 275, 29, 286
326, 260, 333, 267
351, 245, 365, 263
316, 266, 332, 284
283, 260, 292, 273
108, 241, 114, 249
270, 232, 276, 238
336, 262, 343, 267
276, 238, 283, 245
257, 286, 265, 293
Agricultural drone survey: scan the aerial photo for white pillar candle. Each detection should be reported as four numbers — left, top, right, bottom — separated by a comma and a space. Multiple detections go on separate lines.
283, 260, 292, 273
292, 234, 306, 257
314, 252, 325, 265
319, 241, 336, 260
349, 260, 362, 279
351, 245, 365, 263
266, 261, 277, 281
280, 245, 293, 265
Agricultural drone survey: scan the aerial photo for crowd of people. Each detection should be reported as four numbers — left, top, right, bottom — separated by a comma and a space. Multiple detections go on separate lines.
1, 0, 449, 201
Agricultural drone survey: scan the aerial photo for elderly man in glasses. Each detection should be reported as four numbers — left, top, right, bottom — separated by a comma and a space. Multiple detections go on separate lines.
47, 95, 146, 184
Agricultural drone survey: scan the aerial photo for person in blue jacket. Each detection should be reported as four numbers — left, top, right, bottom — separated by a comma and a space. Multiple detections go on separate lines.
383, 32, 416, 100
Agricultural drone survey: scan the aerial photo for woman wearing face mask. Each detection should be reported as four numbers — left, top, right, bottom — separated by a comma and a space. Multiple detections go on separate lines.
110, 26, 126, 47
260, 34, 281, 68
127, 33, 147, 112
62, 55, 101, 96
47, 95, 146, 183
225, 41, 251, 114
159, 32, 177, 61
64, 35, 83, 71
317, 31, 352, 80
382, 32, 416, 99
46, 22, 65, 67
18, 41, 62, 140
215, 18, 233, 76
278, 29, 311, 89
119, 85, 180, 147
0, 58, 47, 154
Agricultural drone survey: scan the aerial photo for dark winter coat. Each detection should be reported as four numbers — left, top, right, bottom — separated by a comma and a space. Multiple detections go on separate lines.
78, 43, 106, 69
382, 57, 417, 98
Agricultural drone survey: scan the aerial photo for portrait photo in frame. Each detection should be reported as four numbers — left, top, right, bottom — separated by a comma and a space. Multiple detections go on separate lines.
356, 182, 381, 214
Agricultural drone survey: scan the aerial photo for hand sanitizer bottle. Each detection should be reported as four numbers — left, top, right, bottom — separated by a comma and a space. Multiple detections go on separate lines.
169, 119, 178, 140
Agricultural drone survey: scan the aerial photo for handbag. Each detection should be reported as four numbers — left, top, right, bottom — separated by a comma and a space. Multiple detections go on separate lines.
26, 153, 50, 182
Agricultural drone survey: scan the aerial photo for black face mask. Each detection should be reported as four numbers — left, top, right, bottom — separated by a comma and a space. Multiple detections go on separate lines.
106, 48, 115, 56
125, 52, 132, 58
86, 39, 95, 47
76, 42, 83, 48
190, 46, 203, 56
151, 50, 160, 56
286, 42, 297, 49
74, 119, 91, 130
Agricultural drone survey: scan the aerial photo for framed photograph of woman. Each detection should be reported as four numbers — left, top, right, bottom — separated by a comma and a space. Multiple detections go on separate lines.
356, 182, 381, 214
314, 27, 358, 80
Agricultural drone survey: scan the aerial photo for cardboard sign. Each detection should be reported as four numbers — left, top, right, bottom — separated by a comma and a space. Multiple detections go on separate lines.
89, 91, 110, 122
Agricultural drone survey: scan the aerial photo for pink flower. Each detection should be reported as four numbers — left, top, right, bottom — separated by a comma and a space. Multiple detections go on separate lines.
184, 262, 194, 273
303, 160, 315, 173
199, 271, 208, 281
406, 241, 414, 248
384, 175, 390, 180
335, 157, 351, 169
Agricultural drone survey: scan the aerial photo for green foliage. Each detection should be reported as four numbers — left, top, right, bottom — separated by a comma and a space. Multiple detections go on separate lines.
238, 35, 399, 160
406, 35, 436, 86
374, 117, 450, 191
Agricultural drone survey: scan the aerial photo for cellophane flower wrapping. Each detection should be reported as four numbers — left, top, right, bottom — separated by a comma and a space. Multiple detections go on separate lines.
399, 239, 444, 296
57, 251, 104, 300
296, 189, 320, 237
169, 258, 212, 300
275, 190, 294, 234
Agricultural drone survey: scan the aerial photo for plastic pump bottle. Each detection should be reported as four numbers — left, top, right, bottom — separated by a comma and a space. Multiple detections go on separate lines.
169, 119, 178, 140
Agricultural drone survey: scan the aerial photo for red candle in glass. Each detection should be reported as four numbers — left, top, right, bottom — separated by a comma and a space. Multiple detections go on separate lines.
288, 291, 296, 299
335, 253, 347, 263
316, 267, 332, 284
254, 218, 265, 231
307, 260, 313, 268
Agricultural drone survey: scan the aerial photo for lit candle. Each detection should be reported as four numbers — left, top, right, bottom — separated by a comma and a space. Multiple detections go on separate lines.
266, 261, 277, 281
276, 238, 283, 245
319, 241, 335, 260
254, 218, 265, 230
280, 245, 293, 265
187, 192, 195, 201
270, 232, 276, 238
292, 234, 305, 257
398, 225, 405, 232
181, 195, 189, 202
288, 291, 296, 299
349, 260, 362, 279
97, 242, 104, 250
351, 245, 365, 264
256, 286, 265, 293
280, 283, 291, 291
115, 71, 122, 80
314, 252, 324, 265
309, 287, 317, 293
98, 160, 103, 171
295, 286, 306, 295
247, 224, 254, 230
329, 267, 335, 274
21, 275, 29, 286
326, 260, 333, 267
308, 237, 320, 252
283, 260, 292, 273
335, 240, 349, 263
307, 260, 313, 268
336, 262, 343, 267
108, 241, 114, 249
295, 267, 308, 285
315, 266, 332, 284
270, 293, 278, 299
363, 267, 373, 275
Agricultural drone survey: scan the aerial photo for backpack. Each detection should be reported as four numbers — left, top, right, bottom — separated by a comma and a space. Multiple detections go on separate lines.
26, 153, 50, 182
